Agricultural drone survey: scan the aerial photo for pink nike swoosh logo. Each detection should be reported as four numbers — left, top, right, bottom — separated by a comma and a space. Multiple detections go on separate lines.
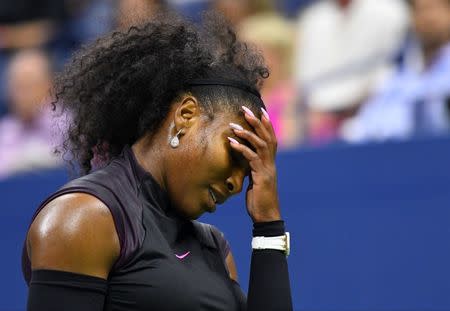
175, 251, 191, 259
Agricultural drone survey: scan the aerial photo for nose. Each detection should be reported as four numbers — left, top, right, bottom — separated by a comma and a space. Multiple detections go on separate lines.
225, 169, 246, 195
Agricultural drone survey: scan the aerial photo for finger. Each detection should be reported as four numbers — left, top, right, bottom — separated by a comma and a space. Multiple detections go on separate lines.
230, 124, 271, 161
241, 106, 272, 143
260, 107, 278, 152
228, 137, 265, 172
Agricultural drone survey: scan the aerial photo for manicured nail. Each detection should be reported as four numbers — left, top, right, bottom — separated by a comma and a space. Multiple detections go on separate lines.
228, 137, 240, 145
261, 107, 270, 121
242, 106, 255, 118
229, 122, 244, 131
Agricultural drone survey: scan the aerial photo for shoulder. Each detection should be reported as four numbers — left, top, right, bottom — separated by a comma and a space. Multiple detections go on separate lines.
66, 156, 139, 205
209, 224, 231, 258
27, 193, 120, 279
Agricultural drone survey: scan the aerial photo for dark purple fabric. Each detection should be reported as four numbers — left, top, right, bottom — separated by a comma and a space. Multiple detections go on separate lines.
23, 146, 243, 311
22, 146, 231, 284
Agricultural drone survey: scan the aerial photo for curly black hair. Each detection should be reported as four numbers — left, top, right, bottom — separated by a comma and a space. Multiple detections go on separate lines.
54, 12, 269, 175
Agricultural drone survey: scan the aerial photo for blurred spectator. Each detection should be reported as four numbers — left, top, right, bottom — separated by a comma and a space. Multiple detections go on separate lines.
281, 0, 315, 18
342, 0, 450, 142
0, 50, 61, 179
171, 0, 210, 23
0, 0, 66, 117
0, 0, 66, 50
58, 1, 114, 55
117, 0, 169, 28
238, 13, 303, 148
294, 0, 410, 145
212, 0, 276, 26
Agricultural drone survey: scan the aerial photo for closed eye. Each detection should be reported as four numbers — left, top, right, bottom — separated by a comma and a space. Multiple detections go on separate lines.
230, 148, 250, 176
227, 131, 252, 176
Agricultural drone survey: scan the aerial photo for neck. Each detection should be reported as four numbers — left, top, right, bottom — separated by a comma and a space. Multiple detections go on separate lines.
422, 44, 442, 68
131, 133, 168, 191
420, 34, 450, 68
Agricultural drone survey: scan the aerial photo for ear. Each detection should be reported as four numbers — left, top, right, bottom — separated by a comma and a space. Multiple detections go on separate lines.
173, 95, 200, 134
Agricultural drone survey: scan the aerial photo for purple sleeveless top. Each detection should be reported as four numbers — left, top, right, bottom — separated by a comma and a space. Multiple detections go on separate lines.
22, 146, 243, 311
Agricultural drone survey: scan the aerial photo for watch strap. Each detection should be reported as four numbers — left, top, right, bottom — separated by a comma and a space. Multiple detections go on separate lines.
252, 232, 290, 256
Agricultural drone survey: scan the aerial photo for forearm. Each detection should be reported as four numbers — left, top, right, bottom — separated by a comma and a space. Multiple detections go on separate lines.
247, 221, 293, 311
27, 270, 107, 311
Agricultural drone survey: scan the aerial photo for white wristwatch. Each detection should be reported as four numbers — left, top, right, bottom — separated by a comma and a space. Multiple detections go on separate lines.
251, 232, 290, 256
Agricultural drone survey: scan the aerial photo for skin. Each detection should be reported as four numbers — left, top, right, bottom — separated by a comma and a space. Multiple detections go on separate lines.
117, 0, 164, 29
7, 50, 52, 123
0, 20, 54, 49
28, 94, 281, 282
410, 0, 450, 66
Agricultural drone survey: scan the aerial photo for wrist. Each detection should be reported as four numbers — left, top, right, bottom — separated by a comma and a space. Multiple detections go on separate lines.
251, 211, 281, 223
252, 221, 290, 256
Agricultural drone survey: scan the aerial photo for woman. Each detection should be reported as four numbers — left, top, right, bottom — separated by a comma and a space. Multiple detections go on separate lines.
22, 13, 292, 311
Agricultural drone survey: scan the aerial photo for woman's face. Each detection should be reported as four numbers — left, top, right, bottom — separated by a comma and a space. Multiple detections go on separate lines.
412, 0, 450, 49
166, 108, 255, 219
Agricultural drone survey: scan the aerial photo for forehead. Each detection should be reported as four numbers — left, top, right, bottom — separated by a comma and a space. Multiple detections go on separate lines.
208, 110, 255, 132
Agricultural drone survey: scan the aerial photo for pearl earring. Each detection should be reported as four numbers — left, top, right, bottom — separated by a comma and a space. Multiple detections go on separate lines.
170, 129, 183, 148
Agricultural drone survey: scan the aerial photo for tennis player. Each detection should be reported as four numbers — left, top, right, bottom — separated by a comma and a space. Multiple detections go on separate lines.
23, 13, 292, 311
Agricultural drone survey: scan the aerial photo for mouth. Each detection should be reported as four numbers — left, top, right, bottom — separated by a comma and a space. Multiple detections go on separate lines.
208, 187, 217, 212
209, 187, 228, 204
209, 187, 218, 204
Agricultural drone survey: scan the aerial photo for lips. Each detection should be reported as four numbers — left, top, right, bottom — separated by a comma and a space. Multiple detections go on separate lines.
209, 188, 217, 204
207, 188, 217, 212
209, 187, 227, 205
206, 187, 228, 212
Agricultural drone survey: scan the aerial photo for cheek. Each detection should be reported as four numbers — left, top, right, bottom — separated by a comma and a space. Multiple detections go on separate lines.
167, 140, 212, 207
203, 139, 234, 179
171, 128, 238, 217
190, 125, 233, 179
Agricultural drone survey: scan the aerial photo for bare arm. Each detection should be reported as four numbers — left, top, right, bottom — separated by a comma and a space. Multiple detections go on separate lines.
27, 193, 120, 278
225, 251, 238, 282
26, 193, 120, 311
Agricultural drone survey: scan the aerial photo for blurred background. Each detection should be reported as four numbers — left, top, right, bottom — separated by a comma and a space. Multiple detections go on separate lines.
1, 0, 450, 310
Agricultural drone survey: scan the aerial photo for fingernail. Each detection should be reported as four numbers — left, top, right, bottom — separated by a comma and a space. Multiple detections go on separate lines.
228, 137, 240, 145
261, 107, 270, 121
229, 122, 244, 131
242, 106, 255, 118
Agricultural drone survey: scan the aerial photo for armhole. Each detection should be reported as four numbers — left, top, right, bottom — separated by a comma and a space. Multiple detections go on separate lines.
22, 187, 125, 285
192, 221, 231, 260
208, 225, 245, 309
209, 225, 231, 260
192, 221, 232, 278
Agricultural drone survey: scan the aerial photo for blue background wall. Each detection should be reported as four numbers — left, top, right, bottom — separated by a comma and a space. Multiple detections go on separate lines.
2, 137, 450, 311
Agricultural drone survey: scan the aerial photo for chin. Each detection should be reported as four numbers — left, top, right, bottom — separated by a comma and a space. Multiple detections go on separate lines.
175, 204, 204, 220
188, 213, 202, 220
181, 211, 204, 221
189, 207, 208, 220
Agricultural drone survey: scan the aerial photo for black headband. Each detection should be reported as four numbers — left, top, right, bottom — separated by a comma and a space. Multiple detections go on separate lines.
187, 79, 262, 99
